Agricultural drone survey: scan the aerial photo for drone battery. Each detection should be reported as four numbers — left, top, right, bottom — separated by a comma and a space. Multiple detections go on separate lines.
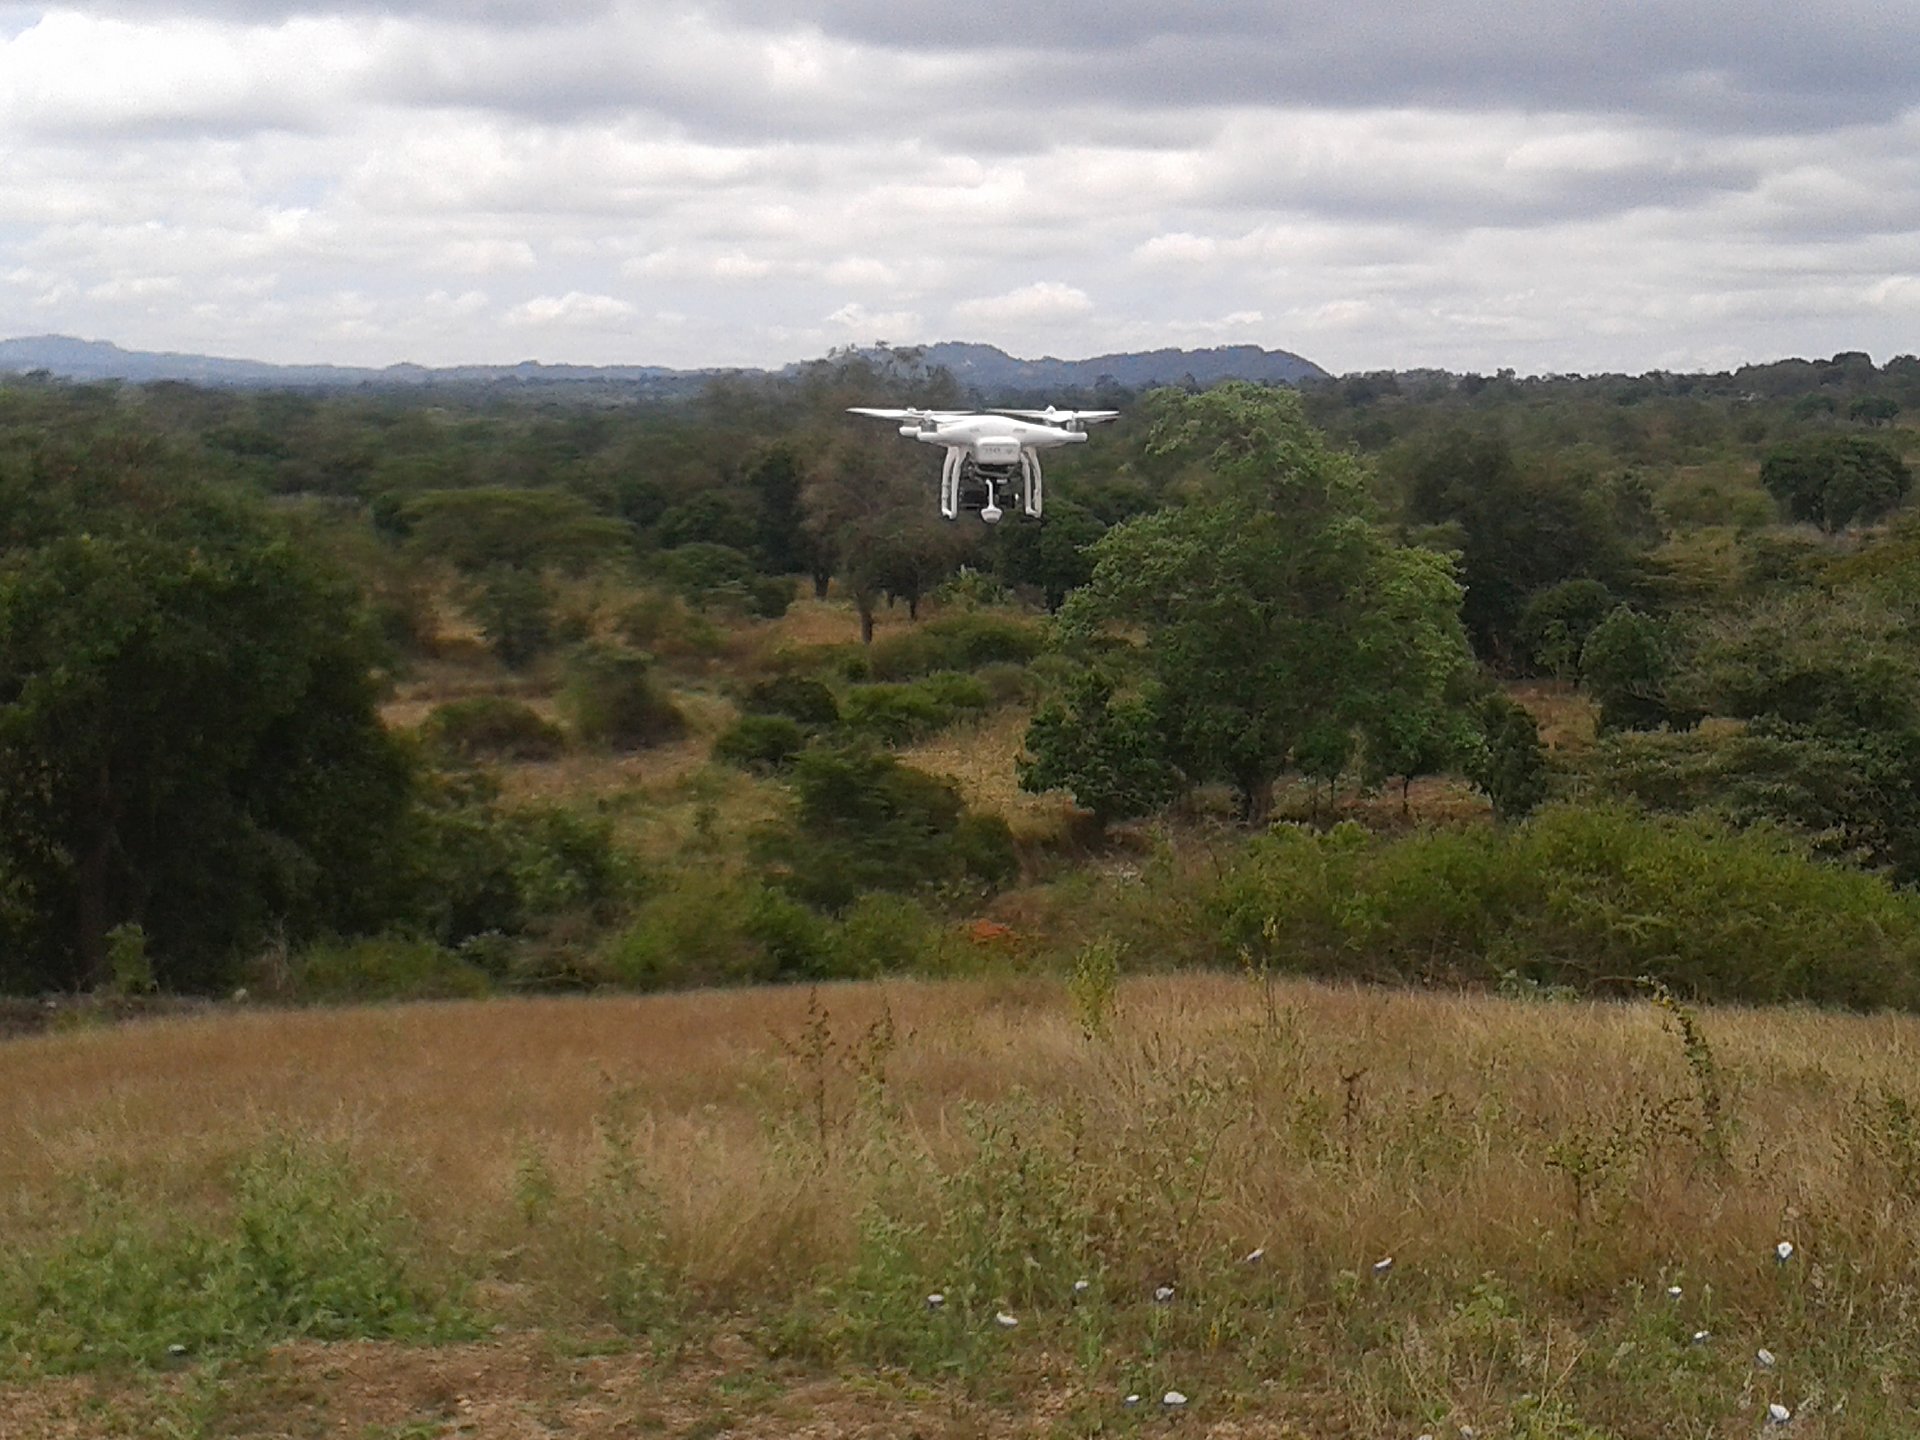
974, 436, 1022, 466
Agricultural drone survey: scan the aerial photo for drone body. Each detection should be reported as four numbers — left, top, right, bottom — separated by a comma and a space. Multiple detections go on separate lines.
848, 405, 1119, 522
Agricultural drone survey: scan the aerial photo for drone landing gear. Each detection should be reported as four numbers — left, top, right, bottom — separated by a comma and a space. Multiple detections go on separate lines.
939, 447, 1044, 523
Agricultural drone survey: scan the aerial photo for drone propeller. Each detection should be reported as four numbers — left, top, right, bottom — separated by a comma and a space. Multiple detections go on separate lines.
847, 407, 961, 424
994, 407, 1121, 428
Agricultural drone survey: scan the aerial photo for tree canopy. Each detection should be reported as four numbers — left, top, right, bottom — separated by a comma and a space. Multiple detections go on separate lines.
1049, 384, 1475, 820
0, 471, 415, 991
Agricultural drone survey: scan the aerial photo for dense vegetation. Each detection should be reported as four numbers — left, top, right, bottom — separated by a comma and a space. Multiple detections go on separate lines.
0, 346, 1916, 1011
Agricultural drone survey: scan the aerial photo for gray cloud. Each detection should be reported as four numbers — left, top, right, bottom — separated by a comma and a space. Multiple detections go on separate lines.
1, 3, 1916, 374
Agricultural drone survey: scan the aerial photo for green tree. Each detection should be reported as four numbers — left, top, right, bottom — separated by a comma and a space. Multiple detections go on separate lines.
402, 487, 632, 574
744, 442, 810, 575
557, 641, 686, 751
1580, 605, 1698, 733
1517, 578, 1616, 681
466, 565, 554, 670
1060, 384, 1474, 821
991, 498, 1107, 612
1466, 693, 1549, 821
1403, 428, 1636, 664
1760, 434, 1912, 531
803, 438, 975, 640
0, 497, 413, 992
1018, 670, 1178, 834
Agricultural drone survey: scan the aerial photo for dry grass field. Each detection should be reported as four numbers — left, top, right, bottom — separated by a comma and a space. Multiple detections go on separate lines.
6, 974, 1920, 1436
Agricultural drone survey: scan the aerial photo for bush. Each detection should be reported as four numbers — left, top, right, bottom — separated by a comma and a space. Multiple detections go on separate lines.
395, 775, 634, 950
743, 673, 841, 728
830, 893, 943, 977
606, 870, 779, 989
713, 713, 806, 773
866, 613, 1044, 680
422, 696, 566, 763
617, 588, 725, 663
747, 575, 798, 620
606, 871, 846, 988
559, 641, 687, 750
758, 743, 1019, 911
764, 642, 871, 683
1212, 802, 1920, 1009
841, 673, 992, 744
289, 936, 492, 1002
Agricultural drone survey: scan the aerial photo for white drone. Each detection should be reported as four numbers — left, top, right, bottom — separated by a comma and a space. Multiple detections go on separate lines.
848, 405, 1119, 522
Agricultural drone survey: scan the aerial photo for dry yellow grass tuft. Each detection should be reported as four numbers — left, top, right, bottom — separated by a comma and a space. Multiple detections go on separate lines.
1508, 678, 1598, 753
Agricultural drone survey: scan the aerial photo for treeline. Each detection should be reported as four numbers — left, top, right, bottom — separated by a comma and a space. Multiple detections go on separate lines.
1, 348, 1918, 1007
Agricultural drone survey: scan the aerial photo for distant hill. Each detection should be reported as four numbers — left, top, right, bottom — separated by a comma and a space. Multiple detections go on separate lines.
0, 333, 1327, 394
903, 341, 1326, 391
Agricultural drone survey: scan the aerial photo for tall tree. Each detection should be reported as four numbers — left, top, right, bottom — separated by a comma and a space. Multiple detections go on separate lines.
0, 497, 414, 992
1057, 384, 1475, 821
1403, 428, 1636, 665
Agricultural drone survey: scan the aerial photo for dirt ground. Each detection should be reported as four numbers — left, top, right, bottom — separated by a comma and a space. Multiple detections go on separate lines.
0, 1334, 1324, 1439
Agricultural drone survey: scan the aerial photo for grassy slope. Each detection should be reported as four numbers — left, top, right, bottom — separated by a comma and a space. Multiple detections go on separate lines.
5, 974, 1918, 1436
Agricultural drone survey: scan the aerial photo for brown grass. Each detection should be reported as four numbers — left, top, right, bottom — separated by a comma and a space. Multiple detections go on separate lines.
1508, 678, 1598, 754
8, 976, 1920, 1433
5, 975, 1914, 1287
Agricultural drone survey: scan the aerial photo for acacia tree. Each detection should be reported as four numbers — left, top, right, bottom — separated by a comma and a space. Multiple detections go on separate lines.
1055, 383, 1475, 822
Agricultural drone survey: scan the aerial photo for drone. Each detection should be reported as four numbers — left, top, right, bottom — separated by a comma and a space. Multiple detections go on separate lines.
847, 405, 1119, 522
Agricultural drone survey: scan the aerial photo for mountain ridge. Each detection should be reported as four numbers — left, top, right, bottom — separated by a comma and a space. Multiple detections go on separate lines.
0, 334, 1328, 393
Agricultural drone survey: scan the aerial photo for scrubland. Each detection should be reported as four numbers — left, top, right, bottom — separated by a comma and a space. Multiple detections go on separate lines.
6, 972, 1920, 1436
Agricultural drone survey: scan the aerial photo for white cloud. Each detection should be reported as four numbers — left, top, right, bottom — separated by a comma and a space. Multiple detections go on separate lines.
950, 282, 1095, 327
504, 291, 636, 327
825, 300, 922, 337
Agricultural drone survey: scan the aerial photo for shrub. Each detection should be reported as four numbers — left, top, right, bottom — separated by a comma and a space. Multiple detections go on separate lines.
652, 542, 771, 612
841, 673, 992, 744
746, 575, 797, 620
743, 674, 841, 728
1212, 802, 1920, 1009
713, 714, 806, 773
975, 660, 1039, 706
605, 871, 845, 988
866, 613, 1043, 680
606, 870, 778, 989
764, 642, 871, 683
290, 936, 493, 1002
423, 696, 566, 763
1467, 692, 1551, 821
617, 588, 725, 662
395, 775, 633, 950
829, 893, 942, 977
559, 641, 687, 750
1517, 578, 1616, 680
466, 565, 554, 670
758, 743, 1018, 911
1018, 669, 1178, 832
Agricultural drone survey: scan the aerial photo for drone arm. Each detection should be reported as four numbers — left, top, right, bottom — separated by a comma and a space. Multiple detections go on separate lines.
940, 447, 961, 520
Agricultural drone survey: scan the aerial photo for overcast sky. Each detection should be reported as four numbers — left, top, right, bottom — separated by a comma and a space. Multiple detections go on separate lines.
3, 2, 1917, 376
